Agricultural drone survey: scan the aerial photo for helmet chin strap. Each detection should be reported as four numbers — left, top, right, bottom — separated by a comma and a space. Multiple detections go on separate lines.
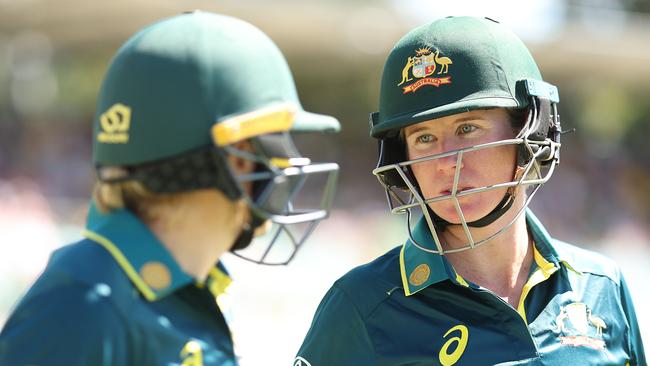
230, 224, 254, 252
428, 190, 516, 230
465, 191, 515, 227
230, 212, 266, 251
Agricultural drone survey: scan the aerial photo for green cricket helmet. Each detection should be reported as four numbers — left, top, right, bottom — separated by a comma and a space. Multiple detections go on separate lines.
370, 17, 562, 254
93, 11, 340, 264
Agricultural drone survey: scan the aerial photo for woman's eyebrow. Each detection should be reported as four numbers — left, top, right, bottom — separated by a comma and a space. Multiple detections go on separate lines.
452, 117, 484, 125
405, 116, 486, 137
404, 125, 430, 137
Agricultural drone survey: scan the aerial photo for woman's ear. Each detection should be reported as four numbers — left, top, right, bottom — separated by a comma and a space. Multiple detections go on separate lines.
227, 140, 256, 176
232, 197, 250, 228
513, 165, 526, 181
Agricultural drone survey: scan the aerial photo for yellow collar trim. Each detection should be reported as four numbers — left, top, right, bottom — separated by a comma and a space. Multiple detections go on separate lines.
206, 267, 232, 298
516, 246, 559, 323
83, 229, 157, 301
559, 259, 582, 275
399, 245, 413, 296
455, 272, 470, 287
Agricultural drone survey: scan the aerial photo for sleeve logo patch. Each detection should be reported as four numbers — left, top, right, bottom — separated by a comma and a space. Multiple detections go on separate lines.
97, 103, 131, 144
438, 324, 468, 366
397, 47, 453, 94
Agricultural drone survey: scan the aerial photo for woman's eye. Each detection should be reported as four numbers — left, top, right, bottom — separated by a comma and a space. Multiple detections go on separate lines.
416, 134, 434, 143
458, 124, 478, 134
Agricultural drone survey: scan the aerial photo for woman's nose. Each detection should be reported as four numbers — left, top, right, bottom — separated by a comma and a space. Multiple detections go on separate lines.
435, 153, 462, 173
435, 142, 464, 173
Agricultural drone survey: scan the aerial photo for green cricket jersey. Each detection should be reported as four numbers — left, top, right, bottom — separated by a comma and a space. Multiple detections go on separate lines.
0, 207, 237, 365
296, 211, 645, 365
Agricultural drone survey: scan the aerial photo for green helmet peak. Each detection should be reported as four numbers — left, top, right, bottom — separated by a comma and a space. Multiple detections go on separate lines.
370, 16, 550, 139
93, 11, 339, 166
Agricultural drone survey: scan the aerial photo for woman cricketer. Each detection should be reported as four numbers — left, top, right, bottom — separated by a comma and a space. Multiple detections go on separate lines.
295, 16, 645, 366
0, 11, 339, 365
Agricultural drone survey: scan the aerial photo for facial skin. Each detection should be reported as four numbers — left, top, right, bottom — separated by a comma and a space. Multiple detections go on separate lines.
146, 139, 271, 280
404, 108, 518, 224
226, 140, 273, 238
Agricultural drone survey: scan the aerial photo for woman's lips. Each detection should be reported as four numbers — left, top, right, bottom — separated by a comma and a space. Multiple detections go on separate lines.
440, 186, 474, 195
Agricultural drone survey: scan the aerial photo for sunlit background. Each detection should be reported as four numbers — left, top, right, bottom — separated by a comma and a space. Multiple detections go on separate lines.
1, 0, 649, 364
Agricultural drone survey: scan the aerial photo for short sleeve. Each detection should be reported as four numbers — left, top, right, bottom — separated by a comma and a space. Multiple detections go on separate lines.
295, 285, 375, 366
619, 273, 646, 366
0, 283, 131, 365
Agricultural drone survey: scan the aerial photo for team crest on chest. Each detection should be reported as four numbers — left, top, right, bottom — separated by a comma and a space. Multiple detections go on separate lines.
397, 47, 452, 94
555, 302, 607, 350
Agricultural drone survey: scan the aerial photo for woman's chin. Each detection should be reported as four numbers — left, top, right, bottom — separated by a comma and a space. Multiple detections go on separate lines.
429, 201, 496, 225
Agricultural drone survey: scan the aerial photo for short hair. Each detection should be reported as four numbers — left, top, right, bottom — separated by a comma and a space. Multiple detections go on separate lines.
506, 107, 529, 134
92, 180, 183, 223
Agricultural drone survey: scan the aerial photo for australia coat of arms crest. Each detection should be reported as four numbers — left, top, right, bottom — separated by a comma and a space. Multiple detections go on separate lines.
397, 47, 453, 94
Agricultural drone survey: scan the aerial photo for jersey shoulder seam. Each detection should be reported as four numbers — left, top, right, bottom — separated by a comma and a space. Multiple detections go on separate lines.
552, 239, 621, 284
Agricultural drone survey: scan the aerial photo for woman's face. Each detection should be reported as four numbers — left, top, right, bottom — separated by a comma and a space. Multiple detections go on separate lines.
404, 108, 517, 224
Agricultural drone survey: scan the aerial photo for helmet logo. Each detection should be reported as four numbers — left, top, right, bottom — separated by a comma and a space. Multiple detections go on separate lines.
97, 103, 131, 144
397, 47, 453, 94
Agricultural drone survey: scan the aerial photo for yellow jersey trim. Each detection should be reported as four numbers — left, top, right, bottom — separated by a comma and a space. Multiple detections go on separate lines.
207, 267, 233, 298
517, 246, 558, 323
560, 259, 582, 275
180, 340, 204, 366
83, 229, 157, 302
399, 244, 413, 296
455, 272, 470, 287
212, 103, 295, 146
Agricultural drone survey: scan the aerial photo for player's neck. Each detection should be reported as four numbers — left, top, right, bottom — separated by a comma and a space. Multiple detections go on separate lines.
442, 199, 533, 308
146, 190, 246, 281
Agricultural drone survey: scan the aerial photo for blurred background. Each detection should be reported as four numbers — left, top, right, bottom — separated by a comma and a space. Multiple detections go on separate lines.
1, 0, 649, 364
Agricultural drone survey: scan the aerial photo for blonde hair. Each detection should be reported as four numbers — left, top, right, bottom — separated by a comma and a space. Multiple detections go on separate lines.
93, 180, 184, 224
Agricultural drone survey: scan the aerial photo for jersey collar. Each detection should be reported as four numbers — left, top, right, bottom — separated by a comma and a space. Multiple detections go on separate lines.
399, 209, 580, 296
84, 201, 231, 301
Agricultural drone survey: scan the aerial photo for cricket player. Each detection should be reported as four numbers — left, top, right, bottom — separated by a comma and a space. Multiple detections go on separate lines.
0, 11, 339, 365
295, 16, 645, 365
